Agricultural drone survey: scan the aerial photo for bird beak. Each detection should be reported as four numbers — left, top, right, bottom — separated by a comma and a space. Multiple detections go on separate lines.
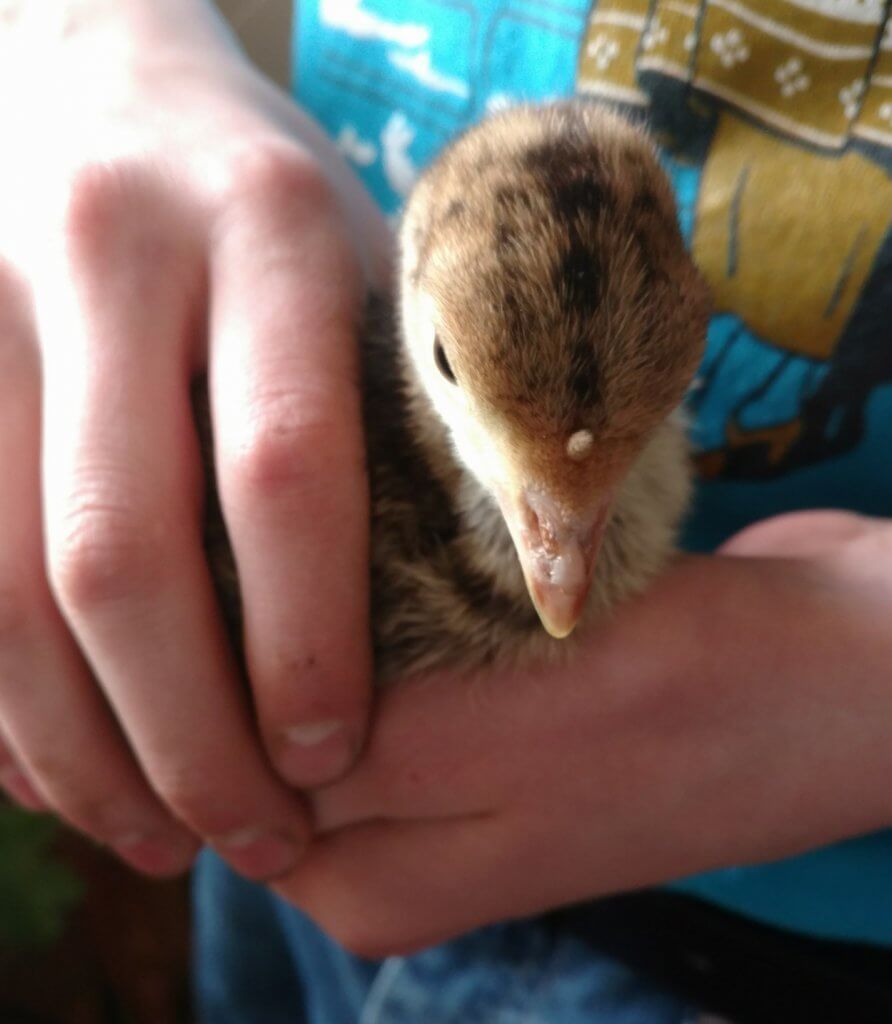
498, 487, 611, 639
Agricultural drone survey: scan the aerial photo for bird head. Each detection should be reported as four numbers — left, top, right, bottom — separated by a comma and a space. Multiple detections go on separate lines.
399, 103, 709, 638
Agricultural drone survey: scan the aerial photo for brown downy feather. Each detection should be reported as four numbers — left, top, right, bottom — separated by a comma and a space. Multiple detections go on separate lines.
198, 101, 710, 685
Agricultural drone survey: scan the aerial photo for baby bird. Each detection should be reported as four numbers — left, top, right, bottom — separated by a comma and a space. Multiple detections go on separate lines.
202, 101, 710, 684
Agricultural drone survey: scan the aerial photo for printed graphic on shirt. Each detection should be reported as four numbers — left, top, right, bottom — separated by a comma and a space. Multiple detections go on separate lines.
296, 0, 593, 211
578, 0, 892, 544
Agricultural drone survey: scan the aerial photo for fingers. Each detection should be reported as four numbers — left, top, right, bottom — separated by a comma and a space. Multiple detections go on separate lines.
310, 653, 620, 834
36, 169, 309, 879
0, 734, 48, 812
0, 275, 44, 819
311, 673, 516, 832
0, 598, 201, 875
0, 260, 197, 873
209, 147, 372, 788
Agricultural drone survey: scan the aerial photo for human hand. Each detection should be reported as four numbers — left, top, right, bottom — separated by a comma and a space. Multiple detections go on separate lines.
0, 0, 389, 878
282, 512, 892, 956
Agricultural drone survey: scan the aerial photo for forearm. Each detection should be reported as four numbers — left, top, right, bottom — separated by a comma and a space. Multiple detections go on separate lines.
598, 535, 892, 867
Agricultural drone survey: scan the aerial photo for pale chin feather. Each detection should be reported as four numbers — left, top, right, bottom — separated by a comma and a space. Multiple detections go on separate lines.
450, 420, 509, 502
403, 289, 502, 493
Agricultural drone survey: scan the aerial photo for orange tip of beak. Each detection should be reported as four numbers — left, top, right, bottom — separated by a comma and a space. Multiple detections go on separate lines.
529, 579, 590, 638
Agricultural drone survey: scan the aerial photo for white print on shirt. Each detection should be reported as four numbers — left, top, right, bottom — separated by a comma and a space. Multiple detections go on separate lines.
389, 48, 470, 98
486, 92, 515, 113
319, 0, 429, 47
336, 124, 378, 166
381, 112, 418, 196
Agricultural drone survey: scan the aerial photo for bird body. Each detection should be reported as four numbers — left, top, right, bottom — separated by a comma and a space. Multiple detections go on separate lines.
202, 101, 709, 685
361, 294, 693, 681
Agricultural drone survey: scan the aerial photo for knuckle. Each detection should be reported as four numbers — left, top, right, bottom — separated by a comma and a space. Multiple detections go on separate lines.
59, 164, 129, 256
220, 142, 337, 219
230, 399, 341, 503
58, 164, 190, 282
50, 500, 164, 611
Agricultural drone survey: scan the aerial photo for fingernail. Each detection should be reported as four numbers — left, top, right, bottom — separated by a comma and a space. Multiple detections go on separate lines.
0, 766, 47, 812
112, 832, 197, 876
288, 720, 344, 746
214, 827, 301, 880
278, 720, 355, 786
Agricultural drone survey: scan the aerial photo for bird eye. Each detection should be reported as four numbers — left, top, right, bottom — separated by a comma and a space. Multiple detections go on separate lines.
434, 337, 457, 384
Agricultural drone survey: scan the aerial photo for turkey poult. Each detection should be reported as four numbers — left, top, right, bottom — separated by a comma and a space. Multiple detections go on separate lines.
202, 101, 711, 685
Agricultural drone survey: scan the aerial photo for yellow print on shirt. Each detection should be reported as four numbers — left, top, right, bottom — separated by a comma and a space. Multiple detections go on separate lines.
578, 0, 892, 479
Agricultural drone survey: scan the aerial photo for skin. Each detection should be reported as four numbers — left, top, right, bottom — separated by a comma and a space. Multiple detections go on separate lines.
0, 0, 390, 878
278, 511, 892, 958
2, 1, 890, 969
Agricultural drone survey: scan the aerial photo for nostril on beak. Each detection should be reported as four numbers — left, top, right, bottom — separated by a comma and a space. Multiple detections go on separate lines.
523, 487, 566, 531
521, 502, 560, 557
496, 485, 612, 638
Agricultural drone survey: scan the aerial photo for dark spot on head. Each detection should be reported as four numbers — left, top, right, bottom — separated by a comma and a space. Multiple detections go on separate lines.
473, 150, 495, 175
521, 138, 606, 224
443, 198, 466, 221
521, 137, 575, 177
499, 286, 525, 349
567, 335, 600, 407
632, 189, 660, 218
495, 184, 535, 213
556, 235, 601, 316
495, 219, 517, 252
550, 176, 604, 227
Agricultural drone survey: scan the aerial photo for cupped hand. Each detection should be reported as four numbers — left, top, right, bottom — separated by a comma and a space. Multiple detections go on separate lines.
284, 512, 892, 957
0, 0, 390, 878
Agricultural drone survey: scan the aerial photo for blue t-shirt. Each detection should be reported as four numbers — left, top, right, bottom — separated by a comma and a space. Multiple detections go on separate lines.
292, 0, 892, 948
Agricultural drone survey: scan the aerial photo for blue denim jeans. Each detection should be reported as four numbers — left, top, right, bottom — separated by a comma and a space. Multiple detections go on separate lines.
193, 851, 702, 1024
